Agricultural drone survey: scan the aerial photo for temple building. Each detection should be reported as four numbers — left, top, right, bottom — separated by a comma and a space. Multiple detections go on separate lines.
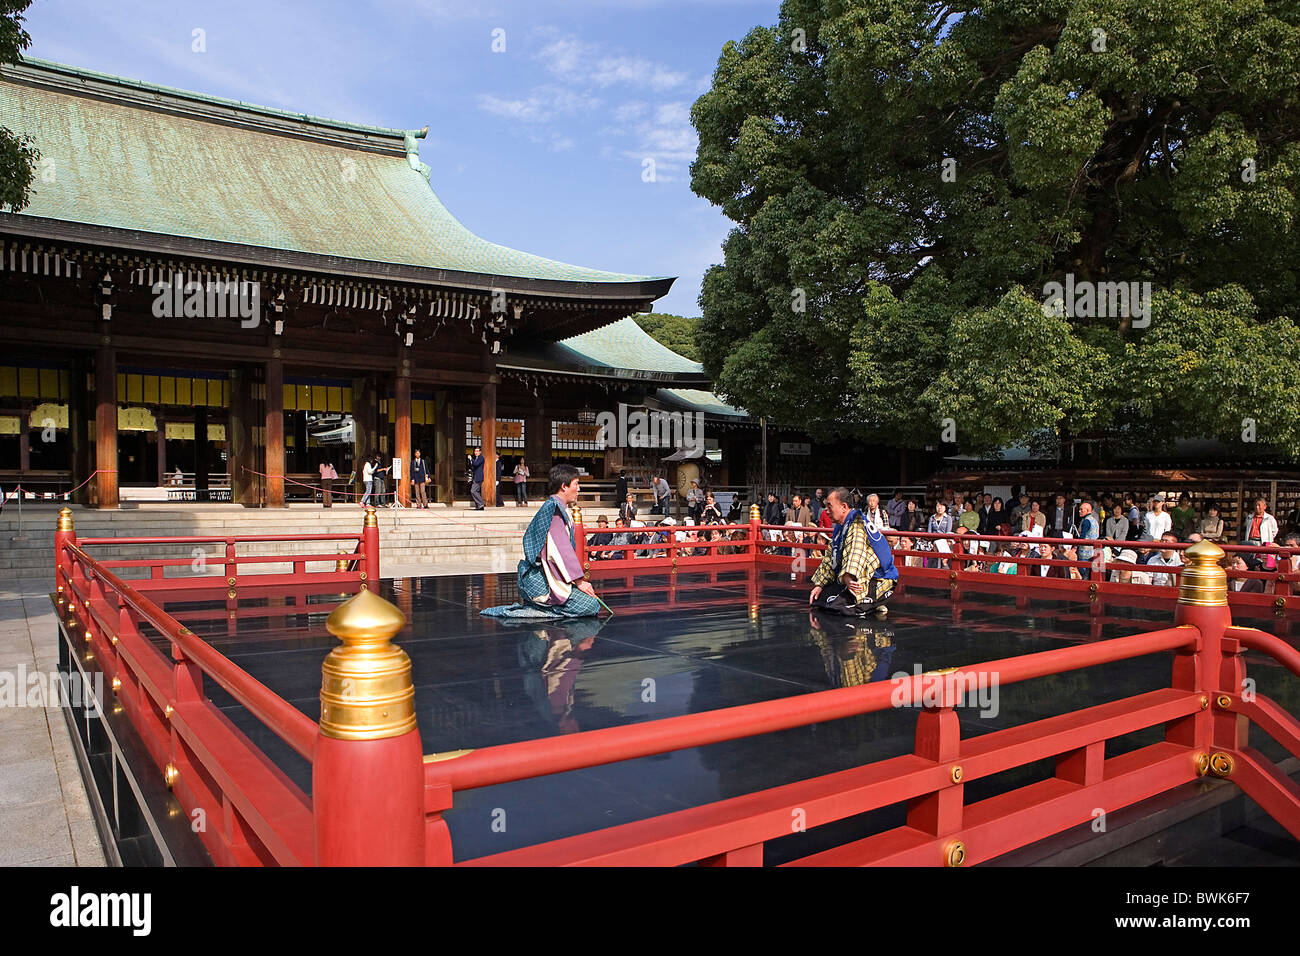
0, 58, 760, 508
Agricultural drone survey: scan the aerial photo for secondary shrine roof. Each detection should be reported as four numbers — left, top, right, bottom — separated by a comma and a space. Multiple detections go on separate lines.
0, 58, 674, 301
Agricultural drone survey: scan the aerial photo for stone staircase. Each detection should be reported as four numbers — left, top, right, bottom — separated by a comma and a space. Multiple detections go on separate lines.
0, 502, 620, 594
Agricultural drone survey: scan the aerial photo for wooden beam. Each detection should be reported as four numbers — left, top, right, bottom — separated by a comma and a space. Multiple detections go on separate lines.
95, 344, 118, 508
395, 366, 411, 507
265, 354, 285, 507
481, 382, 497, 507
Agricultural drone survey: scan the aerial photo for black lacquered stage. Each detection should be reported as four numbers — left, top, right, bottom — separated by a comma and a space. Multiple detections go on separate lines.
151, 569, 1300, 865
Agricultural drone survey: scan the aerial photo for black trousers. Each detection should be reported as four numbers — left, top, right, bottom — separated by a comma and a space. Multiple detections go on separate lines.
813, 578, 895, 615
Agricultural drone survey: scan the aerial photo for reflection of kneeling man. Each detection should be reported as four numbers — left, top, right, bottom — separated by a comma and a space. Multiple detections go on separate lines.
809, 486, 898, 618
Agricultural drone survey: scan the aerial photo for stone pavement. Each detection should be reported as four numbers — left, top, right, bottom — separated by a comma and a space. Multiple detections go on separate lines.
0, 589, 105, 867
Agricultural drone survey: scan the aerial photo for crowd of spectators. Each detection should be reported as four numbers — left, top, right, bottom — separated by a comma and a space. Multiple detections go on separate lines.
584, 481, 1300, 588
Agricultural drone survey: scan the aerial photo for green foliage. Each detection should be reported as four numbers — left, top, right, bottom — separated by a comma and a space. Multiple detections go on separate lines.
633, 312, 704, 362
0, 0, 35, 213
691, 0, 1300, 458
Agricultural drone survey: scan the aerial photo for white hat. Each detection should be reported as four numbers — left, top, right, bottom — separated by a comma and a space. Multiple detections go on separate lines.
630, 520, 645, 528
660, 516, 676, 526
1117, 549, 1138, 563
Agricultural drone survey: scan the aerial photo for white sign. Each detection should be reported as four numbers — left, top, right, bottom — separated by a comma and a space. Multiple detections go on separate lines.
391, 458, 402, 481
779, 442, 811, 456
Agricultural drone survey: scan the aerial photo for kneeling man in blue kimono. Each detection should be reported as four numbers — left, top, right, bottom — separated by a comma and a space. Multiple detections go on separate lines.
482, 464, 602, 619
809, 486, 898, 618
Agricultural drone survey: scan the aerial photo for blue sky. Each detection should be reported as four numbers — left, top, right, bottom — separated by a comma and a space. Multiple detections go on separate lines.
23, 0, 781, 317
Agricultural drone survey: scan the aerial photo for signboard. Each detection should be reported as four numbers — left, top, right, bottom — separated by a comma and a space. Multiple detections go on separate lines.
780, 442, 811, 456
391, 457, 402, 481
555, 422, 601, 443
469, 419, 523, 440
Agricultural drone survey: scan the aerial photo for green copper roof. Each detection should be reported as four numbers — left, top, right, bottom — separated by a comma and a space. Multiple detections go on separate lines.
501, 317, 748, 418
656, 388, 748, 419
0, 59, 673, 291
558, 318, 704, 375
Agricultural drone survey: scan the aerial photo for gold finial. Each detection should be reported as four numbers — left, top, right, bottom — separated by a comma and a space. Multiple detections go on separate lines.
57, 508, 74, 532
320, 588, 415, 740
336, 549, 350, 572
749, 503, 761, 521
1178, 539, 1227, 607
571, 505, 583, 525
363, 505, 378, 528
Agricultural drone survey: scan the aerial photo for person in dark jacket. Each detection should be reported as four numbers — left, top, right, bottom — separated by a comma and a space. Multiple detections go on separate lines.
763, 492, 784, 527
619, 492, 637, 524
411, 450, 430, 508
727, 495, 745, 524
614, 470, 628, 508
495, 454, 506, 506
469, 448, 485, 510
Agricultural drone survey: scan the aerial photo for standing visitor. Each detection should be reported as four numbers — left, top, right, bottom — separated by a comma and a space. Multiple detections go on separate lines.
319, 460, 338, 508
652, 473, 671, 515
687, 480, 705, 522
495, 454, 506, 506
886, 489, 907, 529
863, 493, 890, 532
1198, 504, 1225, 542
1142, 495, 1172, 541
410, 450, 429, 509
1170, 492, 1197, 540
513, 459, 530, 506
1077, 502, 1099, 579
469, 447, 486, 510
614, 469, 628, 507
360, 456, 375, 507
1104, 506, 1129, 544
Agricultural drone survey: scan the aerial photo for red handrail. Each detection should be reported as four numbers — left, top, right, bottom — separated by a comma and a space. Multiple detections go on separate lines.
65, 543, 318, 759
428, 626, 1194, 793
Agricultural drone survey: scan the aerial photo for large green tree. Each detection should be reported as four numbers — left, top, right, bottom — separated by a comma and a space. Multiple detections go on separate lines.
0, 0, 36, 213
691, 0, 1300, 459
633, 312, 703, 361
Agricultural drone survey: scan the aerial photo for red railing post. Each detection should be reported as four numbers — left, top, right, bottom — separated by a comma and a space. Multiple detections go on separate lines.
362, 506, 380, 589
906, 680, 964, 861
1170, 541, 1235, 759
55, 508, 76, 602
573, 505, 587, 568
749, 504, 761, 563
313, 588, 425, 866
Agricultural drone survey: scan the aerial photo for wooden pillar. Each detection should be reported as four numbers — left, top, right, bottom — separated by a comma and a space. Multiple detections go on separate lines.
68, 356, 92, 506
353, 375, 377, 473
395, 370, 411, 507
480, 382, 497, 507
95, 345, 118, 509
193, 406, 209, 500
265, 354, 284, 507
525, 407, 547, 496
228, 366, 260, 507
434, 391, 456, 506
18, 402, 30, 472
155, 414, 166, 488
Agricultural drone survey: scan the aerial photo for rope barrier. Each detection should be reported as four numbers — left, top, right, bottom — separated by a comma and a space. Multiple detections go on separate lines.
237, 465, 545, 538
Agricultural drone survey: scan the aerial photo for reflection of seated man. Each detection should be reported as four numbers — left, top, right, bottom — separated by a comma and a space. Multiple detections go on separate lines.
809, 486, 898, 618
517, 621, 602, 734
808, 611, 897, 688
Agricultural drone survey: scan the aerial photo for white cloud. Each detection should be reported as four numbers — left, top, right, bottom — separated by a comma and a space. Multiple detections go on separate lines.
478, 85, 601, 123
537, 35, 690, 92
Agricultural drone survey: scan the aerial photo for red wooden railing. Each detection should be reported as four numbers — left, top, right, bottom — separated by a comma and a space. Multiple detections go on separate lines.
54, 506, 380, 865
52, 507, 1300, 866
